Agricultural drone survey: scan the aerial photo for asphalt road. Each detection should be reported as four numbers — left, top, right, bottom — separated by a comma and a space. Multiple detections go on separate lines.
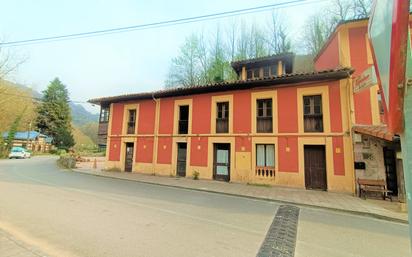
0, 156, 410, 257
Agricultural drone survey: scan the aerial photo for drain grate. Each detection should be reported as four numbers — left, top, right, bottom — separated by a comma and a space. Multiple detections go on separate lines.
257, 205, 300, 257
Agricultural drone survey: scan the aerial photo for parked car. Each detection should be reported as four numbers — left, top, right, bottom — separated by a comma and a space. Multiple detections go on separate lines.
8, 147, 31, 159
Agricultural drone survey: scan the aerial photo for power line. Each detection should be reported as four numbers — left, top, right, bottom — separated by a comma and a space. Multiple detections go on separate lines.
0, 0, 326, 47
0, 92, 92, 104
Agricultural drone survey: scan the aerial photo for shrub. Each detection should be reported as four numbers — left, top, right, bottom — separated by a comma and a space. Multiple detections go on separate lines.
57, 155, 76, 169
193, 170, 200, 180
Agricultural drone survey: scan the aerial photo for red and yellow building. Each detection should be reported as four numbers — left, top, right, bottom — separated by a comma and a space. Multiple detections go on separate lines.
90, 17, 408, 195
91, 51, 356, 193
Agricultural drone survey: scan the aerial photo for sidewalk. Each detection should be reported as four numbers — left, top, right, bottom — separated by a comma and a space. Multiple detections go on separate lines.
75, 159, 408, 223
0, 228, 48, 257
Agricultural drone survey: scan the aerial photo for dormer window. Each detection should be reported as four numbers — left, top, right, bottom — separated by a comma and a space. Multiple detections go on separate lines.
263, 67, 270, 78
253, 69, 260, 79
271, 65, 278, 76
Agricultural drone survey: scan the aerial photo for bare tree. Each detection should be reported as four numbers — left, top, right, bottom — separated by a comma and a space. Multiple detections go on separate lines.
353, 0, 372, 18
267, 11, 292, 54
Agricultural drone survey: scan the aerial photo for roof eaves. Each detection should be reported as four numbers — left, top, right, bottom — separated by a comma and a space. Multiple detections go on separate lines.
88, 67, 353, 105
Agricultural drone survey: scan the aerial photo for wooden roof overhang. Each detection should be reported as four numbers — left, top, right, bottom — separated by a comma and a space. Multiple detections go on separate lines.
89, 67, 353, 106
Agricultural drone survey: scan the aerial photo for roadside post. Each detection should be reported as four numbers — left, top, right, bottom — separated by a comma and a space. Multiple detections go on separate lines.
368, 0, 412, 245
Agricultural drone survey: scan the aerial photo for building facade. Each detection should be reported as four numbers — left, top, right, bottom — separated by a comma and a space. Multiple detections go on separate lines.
91, 52, 356, 193
2, 131, 53, 152
314, 17, 410, 201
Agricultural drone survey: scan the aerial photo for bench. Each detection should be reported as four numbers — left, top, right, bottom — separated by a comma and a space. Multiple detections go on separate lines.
357, 179, 392, 201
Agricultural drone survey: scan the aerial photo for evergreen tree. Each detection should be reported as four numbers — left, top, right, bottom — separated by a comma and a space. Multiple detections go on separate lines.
5, 106, 26, 151
35, 78, 74, 149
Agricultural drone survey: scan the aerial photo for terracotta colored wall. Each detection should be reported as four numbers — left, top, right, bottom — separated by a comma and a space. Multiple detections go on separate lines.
159, 98, 174, 134
328, 81, 343, 132
190, 137, 208, 167
235, 136, 251, 152
332, 137, 345, 175
110, 103, 124, 135
138, 100, 156, 134
278, 136, 298, 173
233, 91, 251, 133
277, 87, 298, 133
192, 95, 211, 134
135, 137, 154, 163
315, 34, 340, 70
157, 137, 172, 164
108, 138, 121, 161
349, 26, 373, 125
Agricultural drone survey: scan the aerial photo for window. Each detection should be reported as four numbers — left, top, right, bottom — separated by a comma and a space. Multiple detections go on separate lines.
303, 95, 323, 132
178, 105, 189, 134
216, 102, 229, 133
256, 144, 275, 167
127, 109, 136, 134
270, 65, 278, 76
253, 69, 260, 79
247, 70, 253, 79
257, 99, 273, 133
263, 66, 270, 78
99, 107, 110, 123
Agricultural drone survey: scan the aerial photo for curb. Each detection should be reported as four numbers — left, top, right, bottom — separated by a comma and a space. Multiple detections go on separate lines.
73, 169, 408, 225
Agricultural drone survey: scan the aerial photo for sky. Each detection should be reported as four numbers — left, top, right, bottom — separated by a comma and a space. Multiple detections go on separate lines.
0, 0, 327, 113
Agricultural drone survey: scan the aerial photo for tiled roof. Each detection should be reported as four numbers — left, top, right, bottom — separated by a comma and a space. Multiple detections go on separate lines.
231, 52, 295, 69
89, 67, 353, 105
353, 125, 395, 141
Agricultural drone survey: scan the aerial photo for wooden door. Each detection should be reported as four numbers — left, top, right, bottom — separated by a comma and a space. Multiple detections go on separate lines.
304, 145, 327, 190
213, 143, 230, 182
124, 143, 134, 172
176, 143, 187, 177
383, 147, 398, 196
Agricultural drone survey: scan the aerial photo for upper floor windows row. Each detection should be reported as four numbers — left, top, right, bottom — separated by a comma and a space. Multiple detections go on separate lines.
177, 94, 324, 135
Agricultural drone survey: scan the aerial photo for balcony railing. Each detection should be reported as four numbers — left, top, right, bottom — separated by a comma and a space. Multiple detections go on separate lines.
257, 117, 273, 133
178, 120, 188, 134
127, 122, 136, 134
216, 118, 228, 133
255, 166, 275, 178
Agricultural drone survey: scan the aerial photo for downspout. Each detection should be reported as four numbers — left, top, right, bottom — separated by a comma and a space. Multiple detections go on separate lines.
152, 92, 160, 175
345, 72, 357, 195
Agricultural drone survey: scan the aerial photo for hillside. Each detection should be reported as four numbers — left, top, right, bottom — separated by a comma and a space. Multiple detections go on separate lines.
72, 125, 95, 150
0, 79, 99, 147
70, 102, 99, 126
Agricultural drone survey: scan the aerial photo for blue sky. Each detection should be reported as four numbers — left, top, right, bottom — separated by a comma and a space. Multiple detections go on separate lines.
0, 0, 326, 113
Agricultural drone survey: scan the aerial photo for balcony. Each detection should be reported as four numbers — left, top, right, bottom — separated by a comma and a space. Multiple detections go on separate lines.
216, 118, 228, 133
178, 120, 188, 134
127, 122, 136, 134
255, 166, 275, 178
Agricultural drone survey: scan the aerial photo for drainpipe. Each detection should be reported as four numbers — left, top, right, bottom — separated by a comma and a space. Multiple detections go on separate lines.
152, 92, 160, 176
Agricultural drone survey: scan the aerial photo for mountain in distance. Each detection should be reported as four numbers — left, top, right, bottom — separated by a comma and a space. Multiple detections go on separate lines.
69, 102, 99, 126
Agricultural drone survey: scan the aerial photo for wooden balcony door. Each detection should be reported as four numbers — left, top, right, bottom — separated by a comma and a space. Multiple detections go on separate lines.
213, 143, 230, 182
176, 143, 187, 177
304, 145, 327, 190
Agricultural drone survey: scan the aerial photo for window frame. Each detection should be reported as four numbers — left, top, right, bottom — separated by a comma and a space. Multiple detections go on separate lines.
256, 98, 273, 133
256, 144, 275, 168
216, 101, 229, 133
127, 109, 137, 134
303, 95, 324, 132
99, 107, 110, 123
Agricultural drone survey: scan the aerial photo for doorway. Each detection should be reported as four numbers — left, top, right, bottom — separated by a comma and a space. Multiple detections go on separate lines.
213, 143, 231, 182
383, 147, 398, 196
304, 145, 327, 190
176, 143, 187, 177
124, 143, 134, 172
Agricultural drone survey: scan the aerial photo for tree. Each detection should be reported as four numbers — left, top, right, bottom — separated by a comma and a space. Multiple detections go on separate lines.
301, 0, 372, 55
5, 107, 26, 151
35, 78, 74, 149
165, 34, 203, 88
267, 11, 292, 54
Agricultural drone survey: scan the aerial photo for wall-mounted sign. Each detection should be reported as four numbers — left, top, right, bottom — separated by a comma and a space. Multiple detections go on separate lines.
354, 66, 377, 93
